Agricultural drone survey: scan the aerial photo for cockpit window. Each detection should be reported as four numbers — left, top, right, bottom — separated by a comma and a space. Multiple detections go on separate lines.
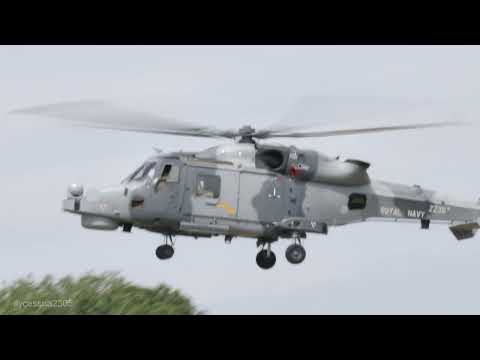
146, 165, 156, 180
154, 164, 180, 192
126, 162, 157, 183
160, 164, 172, 181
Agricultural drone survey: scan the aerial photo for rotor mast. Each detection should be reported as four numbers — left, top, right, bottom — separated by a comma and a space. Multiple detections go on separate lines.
236, 125, 257, 144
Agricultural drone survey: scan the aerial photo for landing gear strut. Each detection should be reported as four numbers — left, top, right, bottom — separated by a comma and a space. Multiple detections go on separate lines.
155, 234, 175, 260
285, 238, 306, 264
256, 241, 276, 270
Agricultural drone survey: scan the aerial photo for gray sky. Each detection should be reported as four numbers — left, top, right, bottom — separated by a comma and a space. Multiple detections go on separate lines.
2, 45, 480, 314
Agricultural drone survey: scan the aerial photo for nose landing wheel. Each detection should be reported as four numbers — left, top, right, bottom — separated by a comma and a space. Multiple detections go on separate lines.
155, 235, 175, 260
156, 244, 174, 260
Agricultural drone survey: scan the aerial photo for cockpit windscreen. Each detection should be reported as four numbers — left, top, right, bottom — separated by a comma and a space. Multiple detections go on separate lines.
122, 162, 157, 183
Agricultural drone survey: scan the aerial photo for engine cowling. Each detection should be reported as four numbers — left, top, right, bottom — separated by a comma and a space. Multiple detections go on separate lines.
255, 145, 290, 172
255, 145, 370, 186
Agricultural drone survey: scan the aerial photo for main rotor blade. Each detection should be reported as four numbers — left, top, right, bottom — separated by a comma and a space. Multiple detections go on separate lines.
68, 123, 230, 138
9, 100, 234, 138
260, 121, 467, 139
258, 95, 456, 135
257, 95, 473, 138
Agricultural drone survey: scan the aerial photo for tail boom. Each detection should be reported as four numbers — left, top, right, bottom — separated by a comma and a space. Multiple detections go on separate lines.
365, 181, 480, 240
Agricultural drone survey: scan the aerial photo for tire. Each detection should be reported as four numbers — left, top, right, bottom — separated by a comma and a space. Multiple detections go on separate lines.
256, 249, 276, 270
155, 244, 175, 260
285, 244, 306, 264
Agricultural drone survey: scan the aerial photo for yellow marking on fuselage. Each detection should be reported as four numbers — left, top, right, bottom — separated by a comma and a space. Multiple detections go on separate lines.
216, 202, 236, 216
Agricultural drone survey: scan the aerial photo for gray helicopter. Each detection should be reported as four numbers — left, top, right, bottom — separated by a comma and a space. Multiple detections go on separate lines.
10, 100, 480, 270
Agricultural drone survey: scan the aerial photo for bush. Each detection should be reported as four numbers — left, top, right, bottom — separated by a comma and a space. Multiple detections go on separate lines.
0, 272, 198, 315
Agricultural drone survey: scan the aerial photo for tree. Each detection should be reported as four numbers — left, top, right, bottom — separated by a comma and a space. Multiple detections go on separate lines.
0, 272, 199, 315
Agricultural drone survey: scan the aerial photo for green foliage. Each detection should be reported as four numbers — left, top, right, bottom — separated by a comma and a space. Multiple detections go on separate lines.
0, 272, 198, 315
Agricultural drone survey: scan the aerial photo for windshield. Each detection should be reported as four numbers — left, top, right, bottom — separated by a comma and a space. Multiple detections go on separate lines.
122, 161, 157, 183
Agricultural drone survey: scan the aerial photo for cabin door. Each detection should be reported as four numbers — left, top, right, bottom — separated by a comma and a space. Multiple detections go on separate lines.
182, 166, 239, 221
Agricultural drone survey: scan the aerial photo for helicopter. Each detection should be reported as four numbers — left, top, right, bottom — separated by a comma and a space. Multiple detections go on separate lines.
9, 100, 480, 270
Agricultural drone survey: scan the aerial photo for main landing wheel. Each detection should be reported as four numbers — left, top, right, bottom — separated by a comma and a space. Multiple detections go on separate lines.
156, 244, 174, 260
285, 244, 306, 264
256, 249, 276, 270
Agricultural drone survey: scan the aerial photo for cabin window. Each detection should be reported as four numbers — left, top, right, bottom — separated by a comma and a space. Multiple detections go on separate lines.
196, 174, 220, 198
348, 193, 367, 210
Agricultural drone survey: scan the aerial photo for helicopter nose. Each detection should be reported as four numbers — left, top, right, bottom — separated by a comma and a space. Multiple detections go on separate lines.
83, 185, 133, 230
84, 185, 130, 217
63, 184, 132, 227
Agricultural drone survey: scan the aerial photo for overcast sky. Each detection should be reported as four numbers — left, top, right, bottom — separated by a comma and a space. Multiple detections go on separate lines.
2, 45, 480, 314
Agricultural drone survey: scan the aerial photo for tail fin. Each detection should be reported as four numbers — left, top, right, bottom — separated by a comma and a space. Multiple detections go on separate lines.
449, 222, 480, 240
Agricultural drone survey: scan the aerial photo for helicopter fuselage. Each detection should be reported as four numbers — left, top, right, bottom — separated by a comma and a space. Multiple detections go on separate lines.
63, 142, 480, 242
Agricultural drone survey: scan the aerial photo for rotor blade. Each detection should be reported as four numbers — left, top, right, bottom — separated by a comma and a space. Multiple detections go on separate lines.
9, 100, 235, 138
69, 123, 228, 138
258, 95, 455, 135
260, 121, 468, 139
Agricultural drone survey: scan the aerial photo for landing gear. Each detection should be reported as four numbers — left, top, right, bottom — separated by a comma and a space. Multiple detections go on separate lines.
285, 235, 306, 264
155, 234, 175, 260
421, 219, 430, 229
285, 243, 306, 264
256, 250, 276, 270
256, 242, 276, 270
156, 245, 174, 260
255, 235, 308, 269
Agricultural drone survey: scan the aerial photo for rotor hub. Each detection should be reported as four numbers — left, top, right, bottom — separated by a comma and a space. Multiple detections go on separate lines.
237, 125, 256, 143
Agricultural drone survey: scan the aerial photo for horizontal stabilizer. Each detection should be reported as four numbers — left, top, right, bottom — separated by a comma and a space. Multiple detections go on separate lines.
449, 223, 480, 241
